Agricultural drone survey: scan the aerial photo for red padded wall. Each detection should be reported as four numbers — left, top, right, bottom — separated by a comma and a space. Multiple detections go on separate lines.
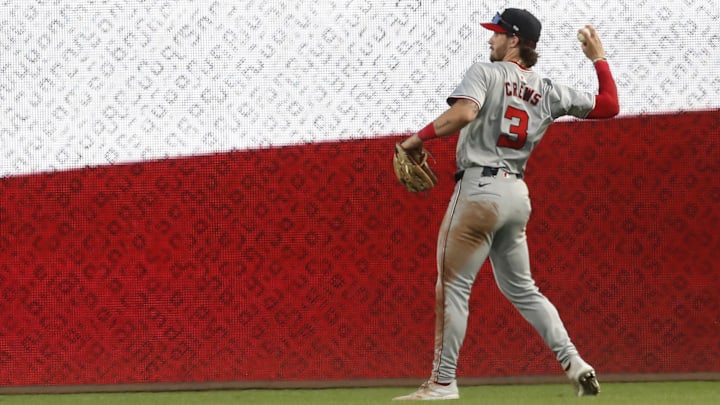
0, 110, 718, 387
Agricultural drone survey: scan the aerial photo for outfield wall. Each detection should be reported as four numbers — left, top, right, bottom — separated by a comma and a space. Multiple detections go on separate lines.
1, 110, 718, 389
1, 0, 719, 392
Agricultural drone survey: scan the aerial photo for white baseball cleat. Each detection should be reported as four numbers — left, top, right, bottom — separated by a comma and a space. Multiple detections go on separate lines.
565, 357, 601, 396
393, 380, 460, 401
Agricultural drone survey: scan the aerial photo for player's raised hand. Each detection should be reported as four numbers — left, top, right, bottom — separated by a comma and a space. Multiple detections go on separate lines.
577, 25, 606, 62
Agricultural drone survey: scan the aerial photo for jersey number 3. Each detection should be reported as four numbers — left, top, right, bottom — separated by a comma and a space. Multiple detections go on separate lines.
497, 106, 528, 149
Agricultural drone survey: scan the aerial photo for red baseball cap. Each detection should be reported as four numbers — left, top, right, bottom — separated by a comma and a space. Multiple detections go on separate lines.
481, 8, 542, 43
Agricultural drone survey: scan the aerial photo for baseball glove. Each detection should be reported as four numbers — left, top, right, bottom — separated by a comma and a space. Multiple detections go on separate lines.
393, 143, 438, 192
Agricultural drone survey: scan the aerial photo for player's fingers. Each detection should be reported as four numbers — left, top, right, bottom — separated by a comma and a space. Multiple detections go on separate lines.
577, 26, 593, 50
585, 25, 603, 43
577, 25, 595, 43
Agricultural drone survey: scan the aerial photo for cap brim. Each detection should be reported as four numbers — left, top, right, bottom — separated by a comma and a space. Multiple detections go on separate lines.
480, 23, 508, 33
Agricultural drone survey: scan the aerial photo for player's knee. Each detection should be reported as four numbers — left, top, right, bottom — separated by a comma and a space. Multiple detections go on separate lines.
497, 281, 539, 303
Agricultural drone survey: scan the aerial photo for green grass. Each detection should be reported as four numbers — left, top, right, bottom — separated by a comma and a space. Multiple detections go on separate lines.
0, 382, 718, 404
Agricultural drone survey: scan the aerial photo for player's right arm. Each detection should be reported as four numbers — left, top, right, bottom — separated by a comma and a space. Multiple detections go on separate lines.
579, 25, 619, 118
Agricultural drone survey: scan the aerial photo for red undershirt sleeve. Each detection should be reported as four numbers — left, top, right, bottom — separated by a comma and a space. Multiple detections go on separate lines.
586, 60, 620, 118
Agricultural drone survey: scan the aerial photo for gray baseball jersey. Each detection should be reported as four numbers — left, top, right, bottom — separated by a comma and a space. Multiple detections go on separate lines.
449, 61, 595, 173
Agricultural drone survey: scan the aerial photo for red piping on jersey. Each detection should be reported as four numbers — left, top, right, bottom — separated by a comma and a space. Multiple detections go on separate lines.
508, 60, 531, 71
587, 60, 619, 118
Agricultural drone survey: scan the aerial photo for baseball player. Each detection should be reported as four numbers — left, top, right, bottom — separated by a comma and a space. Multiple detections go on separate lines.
393, 8, 619, 401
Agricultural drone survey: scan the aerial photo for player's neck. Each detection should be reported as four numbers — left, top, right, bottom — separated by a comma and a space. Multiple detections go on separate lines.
502, 49, 528, 69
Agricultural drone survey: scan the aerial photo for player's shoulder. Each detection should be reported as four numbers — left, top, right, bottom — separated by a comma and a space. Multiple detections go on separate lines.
470, 61, 511, 72
465, 61, 510, 81
539, 76, 576, 96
